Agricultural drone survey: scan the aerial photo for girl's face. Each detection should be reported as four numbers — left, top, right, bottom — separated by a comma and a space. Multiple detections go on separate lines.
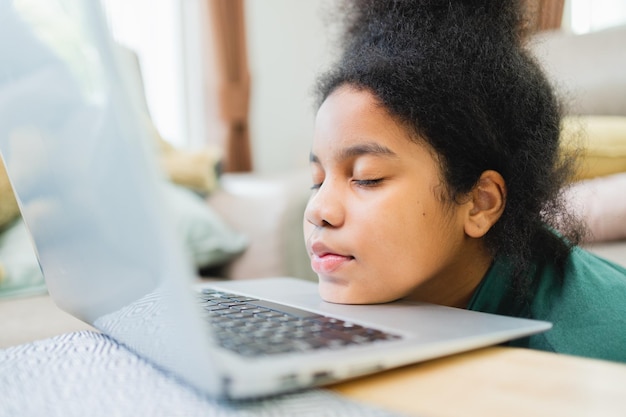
304, 86, 491, 306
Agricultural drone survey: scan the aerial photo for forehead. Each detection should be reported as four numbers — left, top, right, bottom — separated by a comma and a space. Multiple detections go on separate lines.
312, 86, 425, 161
315, 86, 405, 136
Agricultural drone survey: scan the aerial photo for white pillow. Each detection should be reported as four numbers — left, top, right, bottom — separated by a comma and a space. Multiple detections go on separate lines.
564, 172, 626, 243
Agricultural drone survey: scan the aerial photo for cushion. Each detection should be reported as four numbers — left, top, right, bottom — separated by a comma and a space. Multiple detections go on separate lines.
0, 218, 46, 299
159, 145, 222, 195
148, 117, 222, 195
561, 115, 626, 181
135, 114, 222, 195
564, 172, 626, 243
162, 182, 248, 269
0, 158, 19, 231
0, 182, 248, 298
207, 171, 317, 281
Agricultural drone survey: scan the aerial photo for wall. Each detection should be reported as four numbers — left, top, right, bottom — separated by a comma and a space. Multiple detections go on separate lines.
245, 0, 335, 174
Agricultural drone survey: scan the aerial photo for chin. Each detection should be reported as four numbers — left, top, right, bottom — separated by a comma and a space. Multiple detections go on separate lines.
317, 280, 395, 305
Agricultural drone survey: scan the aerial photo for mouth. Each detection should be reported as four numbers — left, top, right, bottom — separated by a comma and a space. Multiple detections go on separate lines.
311, 253, 354, 275
308, 241, 354, 275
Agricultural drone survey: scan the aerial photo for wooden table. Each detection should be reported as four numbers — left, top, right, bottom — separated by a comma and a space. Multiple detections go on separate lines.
332, 345, 626, 417
2, 294, 625, 417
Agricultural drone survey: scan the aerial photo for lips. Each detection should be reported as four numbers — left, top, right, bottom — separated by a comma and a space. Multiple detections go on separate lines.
308, 241, 354, 274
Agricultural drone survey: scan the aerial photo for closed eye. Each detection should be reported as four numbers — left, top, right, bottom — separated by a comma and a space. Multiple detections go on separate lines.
354, 178, 383, 187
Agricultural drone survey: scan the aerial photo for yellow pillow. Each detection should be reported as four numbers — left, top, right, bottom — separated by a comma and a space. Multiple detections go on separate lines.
0, 159, 19, 231
561, 115, 626, 181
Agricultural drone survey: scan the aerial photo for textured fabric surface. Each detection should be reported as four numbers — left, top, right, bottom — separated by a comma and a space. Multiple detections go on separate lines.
0, 330, 404, 417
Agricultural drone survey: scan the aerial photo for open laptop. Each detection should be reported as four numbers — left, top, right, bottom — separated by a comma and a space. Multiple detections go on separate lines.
0, 0, 551, 399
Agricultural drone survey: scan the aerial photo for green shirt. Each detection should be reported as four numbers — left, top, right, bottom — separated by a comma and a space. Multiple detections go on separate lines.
467, 247, 626, 363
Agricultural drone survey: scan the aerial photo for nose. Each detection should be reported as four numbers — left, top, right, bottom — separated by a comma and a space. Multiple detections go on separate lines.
304, 180, 345, 228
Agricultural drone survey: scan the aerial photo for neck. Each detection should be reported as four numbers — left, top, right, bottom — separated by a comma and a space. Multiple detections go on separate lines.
404, 241, 493, 308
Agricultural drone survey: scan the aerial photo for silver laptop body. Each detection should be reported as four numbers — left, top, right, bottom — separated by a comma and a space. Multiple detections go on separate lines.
0, 0, 551, 399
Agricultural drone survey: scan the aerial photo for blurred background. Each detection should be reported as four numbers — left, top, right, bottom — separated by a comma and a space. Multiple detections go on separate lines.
18, 0, 625, 175
101, 0, 626, 173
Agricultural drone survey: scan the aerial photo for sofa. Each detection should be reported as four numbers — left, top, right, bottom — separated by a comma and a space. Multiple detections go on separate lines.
529, 25, 626, 266
205, 170, 317, 282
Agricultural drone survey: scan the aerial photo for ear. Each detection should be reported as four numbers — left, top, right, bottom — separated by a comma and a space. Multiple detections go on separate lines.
464, 170, 506, 238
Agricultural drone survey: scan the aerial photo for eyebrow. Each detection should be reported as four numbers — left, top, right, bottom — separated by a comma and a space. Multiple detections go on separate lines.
309, 142, 397, 163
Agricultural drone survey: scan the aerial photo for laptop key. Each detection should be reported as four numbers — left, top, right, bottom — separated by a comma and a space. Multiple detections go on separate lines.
246, 300, 323, 319
199, 289, 402, 357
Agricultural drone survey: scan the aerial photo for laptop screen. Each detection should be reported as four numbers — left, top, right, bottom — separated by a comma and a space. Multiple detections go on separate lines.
0, 0, 223, 394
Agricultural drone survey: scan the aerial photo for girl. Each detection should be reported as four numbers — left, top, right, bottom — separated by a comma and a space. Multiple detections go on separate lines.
303, 0, 626, 363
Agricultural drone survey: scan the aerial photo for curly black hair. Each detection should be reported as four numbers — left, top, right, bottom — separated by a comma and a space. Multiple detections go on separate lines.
315, 0, 584, 294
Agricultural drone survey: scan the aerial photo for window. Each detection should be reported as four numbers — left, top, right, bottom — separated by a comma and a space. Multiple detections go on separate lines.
566, 0, 626, 33
101, 0, 189, 148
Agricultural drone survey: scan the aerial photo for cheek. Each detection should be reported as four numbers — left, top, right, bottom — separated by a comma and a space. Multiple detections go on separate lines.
362, 196, 428, 243
357, 197, 450, 272
350, 198, 425, 269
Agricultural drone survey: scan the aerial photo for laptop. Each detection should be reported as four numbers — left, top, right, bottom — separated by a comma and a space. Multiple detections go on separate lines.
0, 0, 551, 399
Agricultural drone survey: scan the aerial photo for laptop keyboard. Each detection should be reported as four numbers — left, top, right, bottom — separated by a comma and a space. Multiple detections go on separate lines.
198, 289, 402, 357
